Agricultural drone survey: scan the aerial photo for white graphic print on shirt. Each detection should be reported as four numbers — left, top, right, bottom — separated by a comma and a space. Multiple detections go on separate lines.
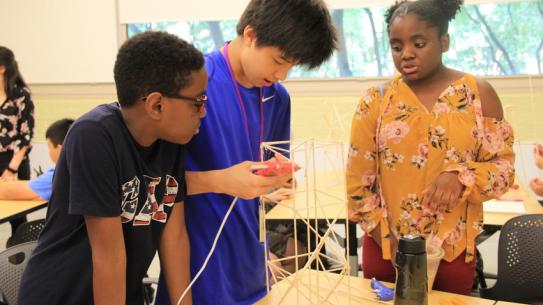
120, 175, 179, 226
120, 176, 140, 223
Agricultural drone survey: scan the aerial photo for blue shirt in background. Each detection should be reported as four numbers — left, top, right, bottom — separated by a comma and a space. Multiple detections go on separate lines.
28, 167, 55, 200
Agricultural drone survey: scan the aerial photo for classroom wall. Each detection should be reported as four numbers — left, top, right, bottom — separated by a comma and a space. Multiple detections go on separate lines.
0, 0, 119, 84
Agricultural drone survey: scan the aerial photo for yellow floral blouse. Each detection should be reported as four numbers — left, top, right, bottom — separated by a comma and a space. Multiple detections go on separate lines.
346, 74, 515, 263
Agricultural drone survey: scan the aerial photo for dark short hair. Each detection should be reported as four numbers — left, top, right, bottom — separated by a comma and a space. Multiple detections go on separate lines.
385, 0, 463, 36
114, 31, 204, 107
46, 118, 74, 147
0, 46, 28, 99
236, 0, 338, 69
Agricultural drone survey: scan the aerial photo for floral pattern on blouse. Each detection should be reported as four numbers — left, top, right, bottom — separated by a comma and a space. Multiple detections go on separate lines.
0, 87, 34, 154
347, 74, 515, 263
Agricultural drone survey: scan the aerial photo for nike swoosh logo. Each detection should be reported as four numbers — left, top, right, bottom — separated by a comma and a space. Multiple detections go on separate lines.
261, 95, 275, 103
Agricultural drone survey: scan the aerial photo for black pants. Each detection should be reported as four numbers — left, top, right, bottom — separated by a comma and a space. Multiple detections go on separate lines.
0, 151, 31, 234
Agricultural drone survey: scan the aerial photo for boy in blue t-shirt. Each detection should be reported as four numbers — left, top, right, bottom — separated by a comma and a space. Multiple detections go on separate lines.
0, 118, 73, 201
19, 32, 207, 305
156, 1, 338, 304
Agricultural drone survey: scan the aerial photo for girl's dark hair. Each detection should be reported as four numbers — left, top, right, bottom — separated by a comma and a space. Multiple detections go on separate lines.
0, 46, 28, 99
236, 0, 338, 69
385, 0, 463, 36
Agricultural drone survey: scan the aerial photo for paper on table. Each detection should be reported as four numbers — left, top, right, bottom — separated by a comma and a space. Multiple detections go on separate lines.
483, 199, 526, 213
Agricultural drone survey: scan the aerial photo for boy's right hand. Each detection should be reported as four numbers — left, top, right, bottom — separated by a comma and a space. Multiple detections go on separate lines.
218, 161, 293, 200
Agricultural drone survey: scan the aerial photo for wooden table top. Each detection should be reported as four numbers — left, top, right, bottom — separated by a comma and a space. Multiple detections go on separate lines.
0, 199, 47, 223
483, 183, 543, 226
255, 269, 496, 305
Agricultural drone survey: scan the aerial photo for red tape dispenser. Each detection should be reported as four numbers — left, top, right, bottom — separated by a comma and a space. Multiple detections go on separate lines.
253, 159, 300, 177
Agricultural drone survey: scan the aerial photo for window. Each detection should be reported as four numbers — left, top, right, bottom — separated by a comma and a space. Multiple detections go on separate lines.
127, 1, 543, 78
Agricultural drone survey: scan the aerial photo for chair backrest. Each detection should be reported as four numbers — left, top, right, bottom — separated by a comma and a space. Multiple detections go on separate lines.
480, 214, 543, 303
6, 219, 45, 248
0, 241, 37, 305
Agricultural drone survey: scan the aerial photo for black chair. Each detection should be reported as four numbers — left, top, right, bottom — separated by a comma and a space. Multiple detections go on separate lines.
0, 241, 37, 305
6, 219, 45, 248
4, 219, 45, 265
479, 214, 543, 303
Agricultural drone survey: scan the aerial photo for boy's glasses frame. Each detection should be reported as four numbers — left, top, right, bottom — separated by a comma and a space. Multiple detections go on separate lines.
141, 93, 207, 112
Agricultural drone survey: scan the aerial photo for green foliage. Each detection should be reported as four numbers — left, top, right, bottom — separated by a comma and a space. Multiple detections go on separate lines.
126, 1, 543, 78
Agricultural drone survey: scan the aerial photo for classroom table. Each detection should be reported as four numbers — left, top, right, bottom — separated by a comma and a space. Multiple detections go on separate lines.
0, 199, 47, 224
483, 183, 543, 226
255, 269, 497, 305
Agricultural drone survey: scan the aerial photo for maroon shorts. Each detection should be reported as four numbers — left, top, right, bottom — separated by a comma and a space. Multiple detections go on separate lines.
361, 235, 476, 295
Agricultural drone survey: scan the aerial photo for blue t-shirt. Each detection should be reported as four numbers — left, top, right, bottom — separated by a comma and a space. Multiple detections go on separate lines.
28, 167, 55, 200
156, 49, 291, 305
20, 103, 186, 305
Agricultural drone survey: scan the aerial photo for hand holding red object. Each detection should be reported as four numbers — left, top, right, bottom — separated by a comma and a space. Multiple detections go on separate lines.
252, 159, 300, 177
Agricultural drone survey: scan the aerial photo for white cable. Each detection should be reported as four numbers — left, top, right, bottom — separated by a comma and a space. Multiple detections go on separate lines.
176, 196, 239, 305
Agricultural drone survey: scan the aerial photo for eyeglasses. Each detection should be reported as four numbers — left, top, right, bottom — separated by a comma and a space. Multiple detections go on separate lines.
141, 93, 207, 112
166, 93, 207, 110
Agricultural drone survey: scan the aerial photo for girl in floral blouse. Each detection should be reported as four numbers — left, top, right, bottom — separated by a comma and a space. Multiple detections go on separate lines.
0, 46, 35, 232
346, 0, 515, 295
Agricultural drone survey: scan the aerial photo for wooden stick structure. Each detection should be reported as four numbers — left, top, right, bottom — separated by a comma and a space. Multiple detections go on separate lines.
260, 139, 359, 304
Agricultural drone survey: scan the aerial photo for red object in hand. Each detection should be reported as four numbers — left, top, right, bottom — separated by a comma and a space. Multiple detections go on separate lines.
253, 159, 300, 177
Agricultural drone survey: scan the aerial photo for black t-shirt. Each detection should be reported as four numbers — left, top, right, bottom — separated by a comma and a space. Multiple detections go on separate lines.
19, 103, 186, 305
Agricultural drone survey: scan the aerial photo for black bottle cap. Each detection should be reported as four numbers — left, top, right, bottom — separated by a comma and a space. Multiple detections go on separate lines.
398, 234, 426, 254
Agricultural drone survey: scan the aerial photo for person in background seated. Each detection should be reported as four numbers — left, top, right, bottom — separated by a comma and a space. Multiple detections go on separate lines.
0, 118, 73, 201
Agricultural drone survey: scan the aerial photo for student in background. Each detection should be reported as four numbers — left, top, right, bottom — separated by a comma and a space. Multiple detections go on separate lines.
0, 46, 35, 232
156, 1, 337, 304
19, 32, 206, 305
0, 118, 73, 201
347, 0, 515, 295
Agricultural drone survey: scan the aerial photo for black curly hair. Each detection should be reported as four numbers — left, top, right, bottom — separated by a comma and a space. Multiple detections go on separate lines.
114, 31, 204, 107
236, 0, 338, 69
385, 0, 463, 36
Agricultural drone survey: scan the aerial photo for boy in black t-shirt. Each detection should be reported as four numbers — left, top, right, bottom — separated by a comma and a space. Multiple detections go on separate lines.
19, 32, 207, 305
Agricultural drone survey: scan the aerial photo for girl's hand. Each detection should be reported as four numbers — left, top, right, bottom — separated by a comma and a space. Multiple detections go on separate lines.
422, 172, 465, 213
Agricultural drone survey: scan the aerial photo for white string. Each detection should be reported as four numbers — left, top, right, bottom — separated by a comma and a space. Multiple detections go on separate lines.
176, 196, 239, 305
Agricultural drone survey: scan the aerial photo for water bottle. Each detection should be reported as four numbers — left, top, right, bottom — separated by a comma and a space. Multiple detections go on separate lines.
394, 235, 428, 305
